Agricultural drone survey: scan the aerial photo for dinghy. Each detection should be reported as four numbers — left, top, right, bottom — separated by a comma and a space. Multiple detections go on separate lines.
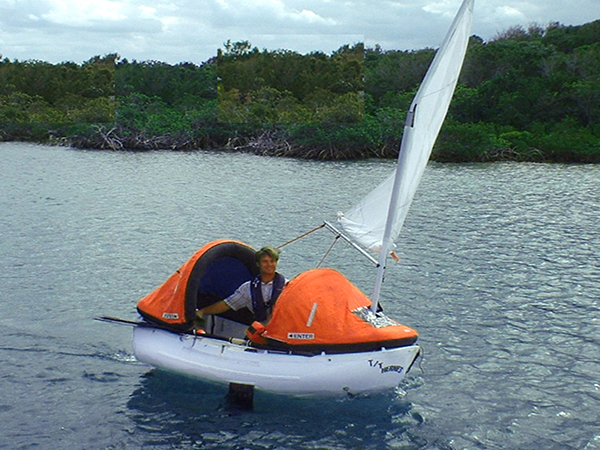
131, 239, 421, 398
101, 0, 474, 400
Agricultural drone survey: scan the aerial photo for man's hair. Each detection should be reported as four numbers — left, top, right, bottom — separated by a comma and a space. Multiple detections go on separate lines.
255, 246, 280, 263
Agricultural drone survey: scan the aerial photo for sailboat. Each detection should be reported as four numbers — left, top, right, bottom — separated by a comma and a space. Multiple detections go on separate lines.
99, 0, 474, 401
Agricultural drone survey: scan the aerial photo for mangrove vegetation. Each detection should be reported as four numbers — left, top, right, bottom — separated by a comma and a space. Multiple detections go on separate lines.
1, 19, 599, 162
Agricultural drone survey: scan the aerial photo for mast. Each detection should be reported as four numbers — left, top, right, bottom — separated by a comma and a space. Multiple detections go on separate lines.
371, 107, 417, 311
368, 0, 474, 311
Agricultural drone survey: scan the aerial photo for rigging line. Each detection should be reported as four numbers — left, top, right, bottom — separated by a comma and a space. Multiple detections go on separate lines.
323, 221, 379, 266
317, 234, 340, 268
276, 223, 325, 249
416, 76, 461, 101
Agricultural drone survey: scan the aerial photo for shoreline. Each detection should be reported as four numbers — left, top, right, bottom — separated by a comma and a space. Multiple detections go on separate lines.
2, 123, 599, 163
3, 134, 599, 164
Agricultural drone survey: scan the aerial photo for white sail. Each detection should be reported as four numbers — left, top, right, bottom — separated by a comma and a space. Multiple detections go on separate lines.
338, 0, 474, 255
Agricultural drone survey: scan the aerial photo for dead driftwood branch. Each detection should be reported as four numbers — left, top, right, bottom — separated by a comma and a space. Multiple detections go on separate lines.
229, 130, 293, 157
66, 124, 394, 160
93, 125, 124, 150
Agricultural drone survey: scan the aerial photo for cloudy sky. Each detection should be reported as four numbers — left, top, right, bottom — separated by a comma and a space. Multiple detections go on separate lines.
1, 0, 599, 64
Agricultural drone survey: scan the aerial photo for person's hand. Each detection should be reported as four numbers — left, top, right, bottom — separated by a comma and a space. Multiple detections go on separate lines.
193, 310, 206, 331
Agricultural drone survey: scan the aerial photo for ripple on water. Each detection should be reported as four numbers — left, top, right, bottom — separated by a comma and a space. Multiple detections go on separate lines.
1, 146, 599, 449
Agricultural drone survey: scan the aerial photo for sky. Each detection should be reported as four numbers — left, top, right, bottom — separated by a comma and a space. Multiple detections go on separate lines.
0, 0, 599, 65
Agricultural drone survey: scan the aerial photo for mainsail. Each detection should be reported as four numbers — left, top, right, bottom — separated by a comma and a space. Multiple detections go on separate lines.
338, 0, 474, 305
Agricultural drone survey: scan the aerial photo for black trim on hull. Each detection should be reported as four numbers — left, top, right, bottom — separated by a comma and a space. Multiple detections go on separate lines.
99, 316, 418, 357
255, 337, 419, 355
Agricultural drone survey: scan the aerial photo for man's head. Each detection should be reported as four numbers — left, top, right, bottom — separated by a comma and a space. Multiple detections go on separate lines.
255, 246, 280, 263
255, 247, 280, 278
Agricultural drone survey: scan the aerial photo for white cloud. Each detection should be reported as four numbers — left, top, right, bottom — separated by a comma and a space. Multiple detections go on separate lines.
0, 0, 599, 64
138, 5, 157, 18
41, 0, 128, 26
495, 5, 526, 20
423, 0, 461, 17
292, 9, 336, 25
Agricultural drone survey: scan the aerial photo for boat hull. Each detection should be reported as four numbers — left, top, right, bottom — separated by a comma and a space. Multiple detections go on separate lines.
132, 326, 420, 397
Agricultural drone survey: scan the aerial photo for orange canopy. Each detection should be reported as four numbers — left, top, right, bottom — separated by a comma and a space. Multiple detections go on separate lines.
136, 240, 258, 330
262, 268, 418, 352
136, 240, 417, 351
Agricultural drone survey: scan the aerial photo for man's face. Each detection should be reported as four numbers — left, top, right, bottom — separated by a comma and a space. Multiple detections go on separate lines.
258, 254, 277, 276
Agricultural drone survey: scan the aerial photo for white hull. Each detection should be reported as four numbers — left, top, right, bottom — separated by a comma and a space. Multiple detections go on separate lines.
132, 326, 420, 397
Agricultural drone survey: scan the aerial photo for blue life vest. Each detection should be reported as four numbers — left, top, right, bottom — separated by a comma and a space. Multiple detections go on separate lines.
250, 273, 285, 322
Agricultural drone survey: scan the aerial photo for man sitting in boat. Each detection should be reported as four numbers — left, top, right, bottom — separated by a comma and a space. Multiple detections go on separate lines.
196, 246, 287, 324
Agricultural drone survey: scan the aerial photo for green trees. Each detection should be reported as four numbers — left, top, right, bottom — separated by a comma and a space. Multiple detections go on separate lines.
434, 21, 600, 162
1, 20, 599, 162
114, 59, 219, 148
0, 55, 116, 124
217, 42, 364, 123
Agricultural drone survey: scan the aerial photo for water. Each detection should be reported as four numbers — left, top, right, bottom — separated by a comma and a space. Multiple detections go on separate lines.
1, 142, 599, 449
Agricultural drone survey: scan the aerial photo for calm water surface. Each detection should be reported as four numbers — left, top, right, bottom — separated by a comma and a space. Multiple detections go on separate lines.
1, 142, 599, 449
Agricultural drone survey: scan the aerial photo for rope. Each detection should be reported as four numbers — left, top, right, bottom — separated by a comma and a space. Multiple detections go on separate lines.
316, 235, 340, 268
276, 223, 325, 249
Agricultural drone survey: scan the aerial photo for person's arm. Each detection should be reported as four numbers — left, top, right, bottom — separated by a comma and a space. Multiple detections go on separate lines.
197, 300, 231, 318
